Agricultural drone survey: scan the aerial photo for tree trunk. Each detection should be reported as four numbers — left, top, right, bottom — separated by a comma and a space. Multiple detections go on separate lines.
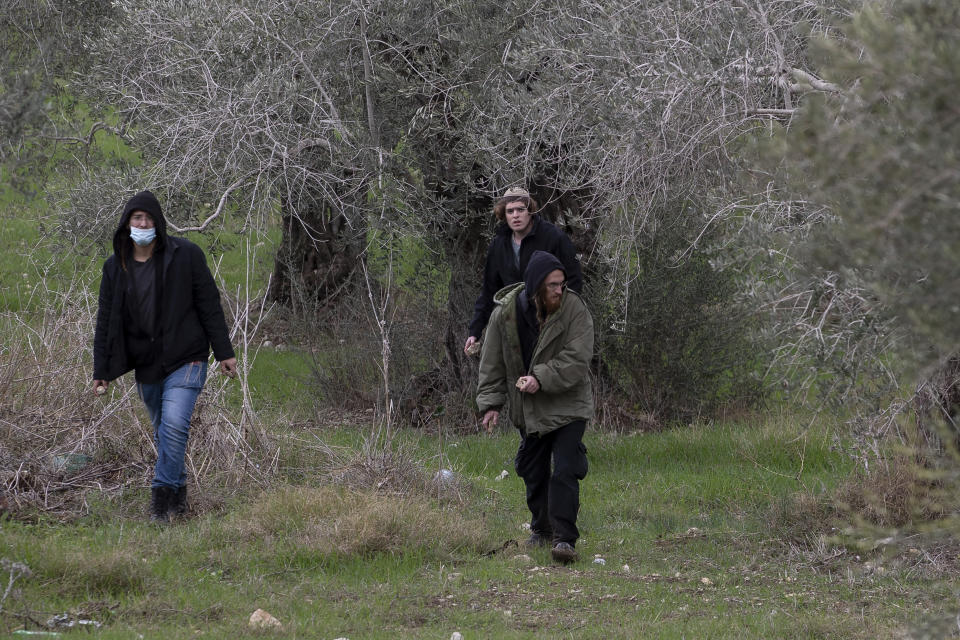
270, 198, 361, 315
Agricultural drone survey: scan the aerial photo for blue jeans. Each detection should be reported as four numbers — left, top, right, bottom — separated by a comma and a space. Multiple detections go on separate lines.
137, 361, 207, 489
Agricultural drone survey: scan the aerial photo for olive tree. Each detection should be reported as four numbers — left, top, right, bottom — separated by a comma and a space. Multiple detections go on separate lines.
70, 0, 859, 422
0, 0, 117, 188
772, 0, 960, 448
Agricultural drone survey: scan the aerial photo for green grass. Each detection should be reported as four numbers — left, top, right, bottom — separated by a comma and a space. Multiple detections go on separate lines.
0, 204, 49, 312
1, 416, 956, 638
187, 223, 281, 295
231, 347, 316, 417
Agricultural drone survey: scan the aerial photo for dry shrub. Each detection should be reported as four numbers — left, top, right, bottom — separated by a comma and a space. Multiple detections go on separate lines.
592, 386, 662, 434
768, 488, 838, 543
913, 353, 960, 454
305, 323, 383, 412
299, 284, 477, 433
232, 485, 488, 557
833, 457, 946, 528
0, 276, 271, 518
771, 456, 947, 543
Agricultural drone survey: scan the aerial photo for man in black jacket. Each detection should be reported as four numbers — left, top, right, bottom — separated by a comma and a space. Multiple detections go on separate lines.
92, 190, 237, 522
464, 187, 583, 356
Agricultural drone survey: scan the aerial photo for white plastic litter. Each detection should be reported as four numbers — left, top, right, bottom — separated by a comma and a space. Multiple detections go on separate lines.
433, 469, 457, 486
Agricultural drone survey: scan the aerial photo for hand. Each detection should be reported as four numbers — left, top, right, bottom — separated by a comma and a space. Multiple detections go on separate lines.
464, 336, 480, 356
92, 380, 109, 396
515, 375, 540, 394
220, 357, 238, 378
481, 409, 499, 433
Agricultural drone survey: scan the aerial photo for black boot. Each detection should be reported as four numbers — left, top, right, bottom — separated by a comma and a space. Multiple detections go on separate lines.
172, 485, 188, 517
150, 486, 171, 523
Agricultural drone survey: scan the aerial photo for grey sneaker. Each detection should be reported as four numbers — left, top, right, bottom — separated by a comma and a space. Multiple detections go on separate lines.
551, 541, 578, 564
524, 532, 551, 548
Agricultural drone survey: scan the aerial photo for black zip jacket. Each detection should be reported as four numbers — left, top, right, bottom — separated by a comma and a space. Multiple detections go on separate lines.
93, 193, 234, 383
468, 217, 583, 339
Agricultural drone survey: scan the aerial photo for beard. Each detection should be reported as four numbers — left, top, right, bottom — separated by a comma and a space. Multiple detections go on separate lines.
543, 293, 561, 314
535, 288, 562, 325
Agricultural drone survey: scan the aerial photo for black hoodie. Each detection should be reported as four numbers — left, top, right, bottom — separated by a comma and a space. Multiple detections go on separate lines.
112, 189, 167, 266
93, 190, 235, 383
517, 251, 566, 370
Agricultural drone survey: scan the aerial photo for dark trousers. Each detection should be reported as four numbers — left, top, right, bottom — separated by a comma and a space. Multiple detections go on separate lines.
514, 420, 588, 546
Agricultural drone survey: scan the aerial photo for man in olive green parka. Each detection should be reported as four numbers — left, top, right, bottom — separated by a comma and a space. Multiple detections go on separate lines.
477, 251, 594, 564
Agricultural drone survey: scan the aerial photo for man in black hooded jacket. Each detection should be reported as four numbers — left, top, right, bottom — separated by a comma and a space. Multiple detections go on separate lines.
92, 190, 236, 522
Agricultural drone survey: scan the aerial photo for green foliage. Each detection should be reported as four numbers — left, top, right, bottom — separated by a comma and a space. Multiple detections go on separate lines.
365, 228, 449, 310
596, 203, 763, 419
0, 0, 120, 184
780, 0, 960, 363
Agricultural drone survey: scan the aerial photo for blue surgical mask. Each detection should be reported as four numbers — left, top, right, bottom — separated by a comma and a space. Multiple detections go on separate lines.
130, 227, 156, 246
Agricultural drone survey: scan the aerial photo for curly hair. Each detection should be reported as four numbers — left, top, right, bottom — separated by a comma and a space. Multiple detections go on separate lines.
493, 194, 539, 222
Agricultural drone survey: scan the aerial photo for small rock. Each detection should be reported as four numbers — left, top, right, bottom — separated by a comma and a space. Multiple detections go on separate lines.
622, 564, 631, 573
700, 577, 713, 586
451, 633, 464, 640
520, 522, 531, 532
262, 340, 274, 348
593, 558, 606, 566
512, 554, 533, 564
248, 608, 282, 630
495, 470, 509, 480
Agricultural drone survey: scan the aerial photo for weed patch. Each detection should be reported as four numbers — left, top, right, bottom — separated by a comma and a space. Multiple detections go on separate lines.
229, 485, 489, 558
31, 548, 150, 598
833, 456, 947, 528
